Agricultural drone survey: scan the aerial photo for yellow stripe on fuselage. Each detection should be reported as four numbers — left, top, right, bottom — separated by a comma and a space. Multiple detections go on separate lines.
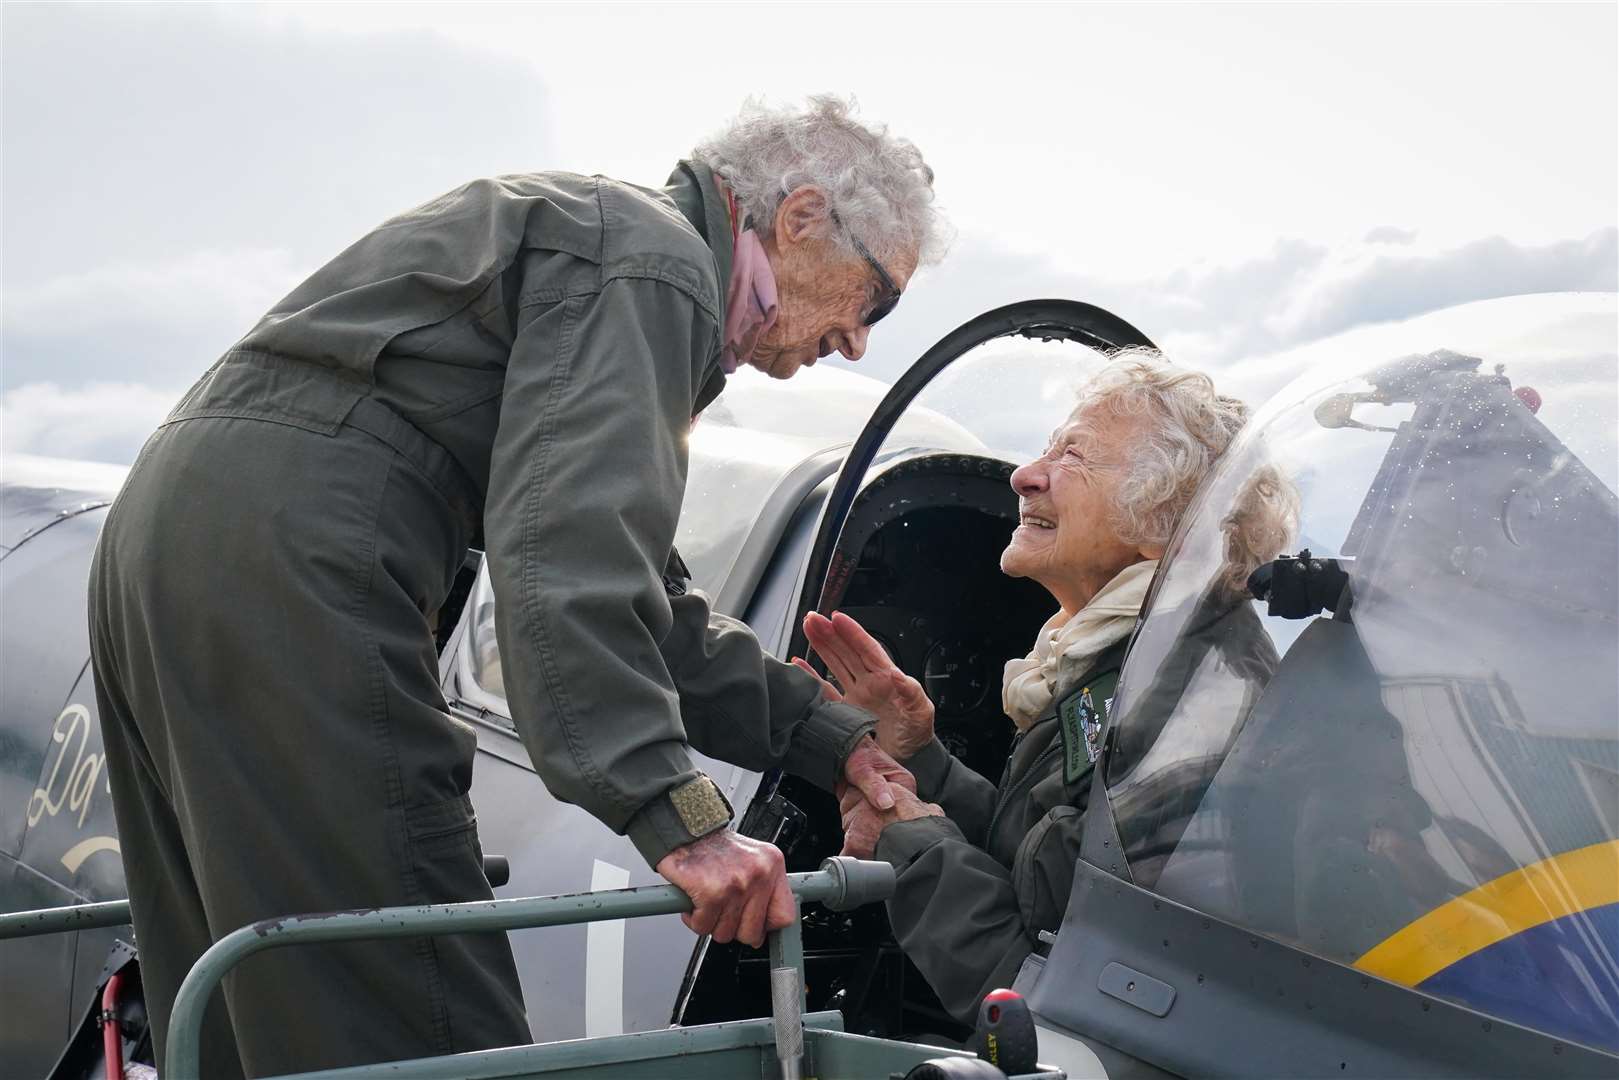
1355, 838, 1619, 987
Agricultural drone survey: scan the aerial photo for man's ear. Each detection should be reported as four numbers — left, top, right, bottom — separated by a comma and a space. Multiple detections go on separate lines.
773, 186, 831, 252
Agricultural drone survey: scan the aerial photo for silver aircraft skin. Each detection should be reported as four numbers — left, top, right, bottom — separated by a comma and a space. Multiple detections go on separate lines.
2, 294, 1616, 1078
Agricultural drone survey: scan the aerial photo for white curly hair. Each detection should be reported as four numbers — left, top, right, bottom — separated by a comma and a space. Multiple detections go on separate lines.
1076, 350, 1253, 549
692, 94, 950, 266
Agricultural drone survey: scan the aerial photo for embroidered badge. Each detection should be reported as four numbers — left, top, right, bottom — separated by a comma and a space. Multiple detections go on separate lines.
1059, 668, 1120, 784
1080, 687, 1107, 765
1057, 691, 1088, 784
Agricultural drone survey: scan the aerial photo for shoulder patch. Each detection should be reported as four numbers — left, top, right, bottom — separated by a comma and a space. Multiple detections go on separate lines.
1057, 689, 1096, 784
1057, 671, 1120, 783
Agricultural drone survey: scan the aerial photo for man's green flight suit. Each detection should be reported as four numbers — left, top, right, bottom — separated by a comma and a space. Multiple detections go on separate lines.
88, 161, 874, 1077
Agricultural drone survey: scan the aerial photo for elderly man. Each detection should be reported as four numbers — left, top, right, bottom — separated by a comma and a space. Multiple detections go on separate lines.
89, 96, 945, 1076
801, 355, 1281, 1026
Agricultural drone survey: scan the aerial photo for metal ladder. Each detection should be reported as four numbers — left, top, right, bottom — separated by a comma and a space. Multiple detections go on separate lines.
4, 857, 1057, 1079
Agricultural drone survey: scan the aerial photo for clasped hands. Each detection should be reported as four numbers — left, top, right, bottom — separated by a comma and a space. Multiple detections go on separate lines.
655, 727, 911, 949
655, 610, 943, 949
795, 612, 945, 860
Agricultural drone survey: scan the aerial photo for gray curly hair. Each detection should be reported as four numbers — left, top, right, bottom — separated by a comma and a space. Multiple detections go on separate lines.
693, 94, 950, 266
1077, 350, 1252, 549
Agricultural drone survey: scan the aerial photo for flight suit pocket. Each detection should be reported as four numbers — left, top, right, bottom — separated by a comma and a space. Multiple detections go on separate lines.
404, 793, 479, 846
404, 794, 490, 905
1012, 805, 1084, 935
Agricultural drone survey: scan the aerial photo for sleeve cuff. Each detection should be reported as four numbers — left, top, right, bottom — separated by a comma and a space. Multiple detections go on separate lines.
624, 774, 734, 867
902, 737, 955, 802
780, 700, 875, 791
874, 814, 966, 874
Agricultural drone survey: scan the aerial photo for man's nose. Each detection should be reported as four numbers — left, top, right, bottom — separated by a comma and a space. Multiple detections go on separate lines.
1011, 460, 1047, 496
837, 325, 870, 362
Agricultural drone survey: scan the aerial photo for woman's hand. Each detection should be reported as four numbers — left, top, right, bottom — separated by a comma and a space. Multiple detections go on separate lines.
837, 781, 944, 859
796, 611, 935, 760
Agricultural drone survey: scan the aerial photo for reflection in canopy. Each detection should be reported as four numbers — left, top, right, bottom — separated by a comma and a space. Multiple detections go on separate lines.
1103, 294, 1619, 1052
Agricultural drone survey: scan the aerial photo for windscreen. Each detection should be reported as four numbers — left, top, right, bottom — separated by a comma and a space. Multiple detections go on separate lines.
1103, 294, 1619, 1051
866, 336, 1116, 468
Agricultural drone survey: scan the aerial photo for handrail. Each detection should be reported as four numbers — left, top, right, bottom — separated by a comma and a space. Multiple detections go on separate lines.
166, 856, 894, 1080
0, 898, 131, 940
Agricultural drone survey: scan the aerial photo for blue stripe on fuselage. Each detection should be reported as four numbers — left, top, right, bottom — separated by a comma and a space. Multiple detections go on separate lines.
1418, 902, 1619, 1052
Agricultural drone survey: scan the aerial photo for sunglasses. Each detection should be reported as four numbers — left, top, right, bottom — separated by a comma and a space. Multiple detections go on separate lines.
830, 208, 902, 326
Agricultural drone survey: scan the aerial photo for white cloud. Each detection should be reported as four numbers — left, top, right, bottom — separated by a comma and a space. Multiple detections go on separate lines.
3, 224, 1609, 469
264, 3, 1618, 277
1258, 231, 1618, 350
832, 226, 1618, 386
1364, 226, 1419, 245
2, 5, 1612, 464
2, 4, 556, 308
0, 381, 185, 465
2, 248, 309, 389
5, 248, 306, 336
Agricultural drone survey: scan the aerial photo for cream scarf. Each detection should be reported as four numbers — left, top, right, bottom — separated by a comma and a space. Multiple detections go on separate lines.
1001, 559, 1158, 731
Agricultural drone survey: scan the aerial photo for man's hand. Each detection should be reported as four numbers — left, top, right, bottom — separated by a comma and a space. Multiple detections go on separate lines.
839, 783, 944, 859
798, 611, 936, 760
655, 829, 794, 948
840, 733, 916, 816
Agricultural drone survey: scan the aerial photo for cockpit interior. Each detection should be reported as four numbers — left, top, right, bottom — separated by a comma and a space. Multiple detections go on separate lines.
681, 451, 1055, 1040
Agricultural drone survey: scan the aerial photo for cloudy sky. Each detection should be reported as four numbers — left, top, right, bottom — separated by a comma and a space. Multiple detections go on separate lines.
3, 2, 1615, 464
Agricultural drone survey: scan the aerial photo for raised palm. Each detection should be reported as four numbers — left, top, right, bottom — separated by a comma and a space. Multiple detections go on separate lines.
797, 611, 936, 760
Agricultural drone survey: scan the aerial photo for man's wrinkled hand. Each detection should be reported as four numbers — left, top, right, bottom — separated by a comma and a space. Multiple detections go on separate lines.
839, 783, 944, 859
799, 611, 935, 760
655, 829, 794, 948
840, 734, 915, 817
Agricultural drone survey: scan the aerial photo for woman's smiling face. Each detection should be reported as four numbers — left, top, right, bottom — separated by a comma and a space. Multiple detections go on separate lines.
1000, 405, 1157, 614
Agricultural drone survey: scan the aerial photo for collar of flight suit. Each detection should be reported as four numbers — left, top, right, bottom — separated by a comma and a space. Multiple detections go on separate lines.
664, 159, 735, 415
664, 159, 736, 327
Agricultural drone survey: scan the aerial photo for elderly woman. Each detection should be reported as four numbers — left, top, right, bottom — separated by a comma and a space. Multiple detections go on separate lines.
802, 355, 1250, 1026
89, 97, 945, 1076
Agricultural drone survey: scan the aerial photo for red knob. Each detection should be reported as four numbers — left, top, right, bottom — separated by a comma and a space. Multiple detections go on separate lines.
973, 989, 1038, 1074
